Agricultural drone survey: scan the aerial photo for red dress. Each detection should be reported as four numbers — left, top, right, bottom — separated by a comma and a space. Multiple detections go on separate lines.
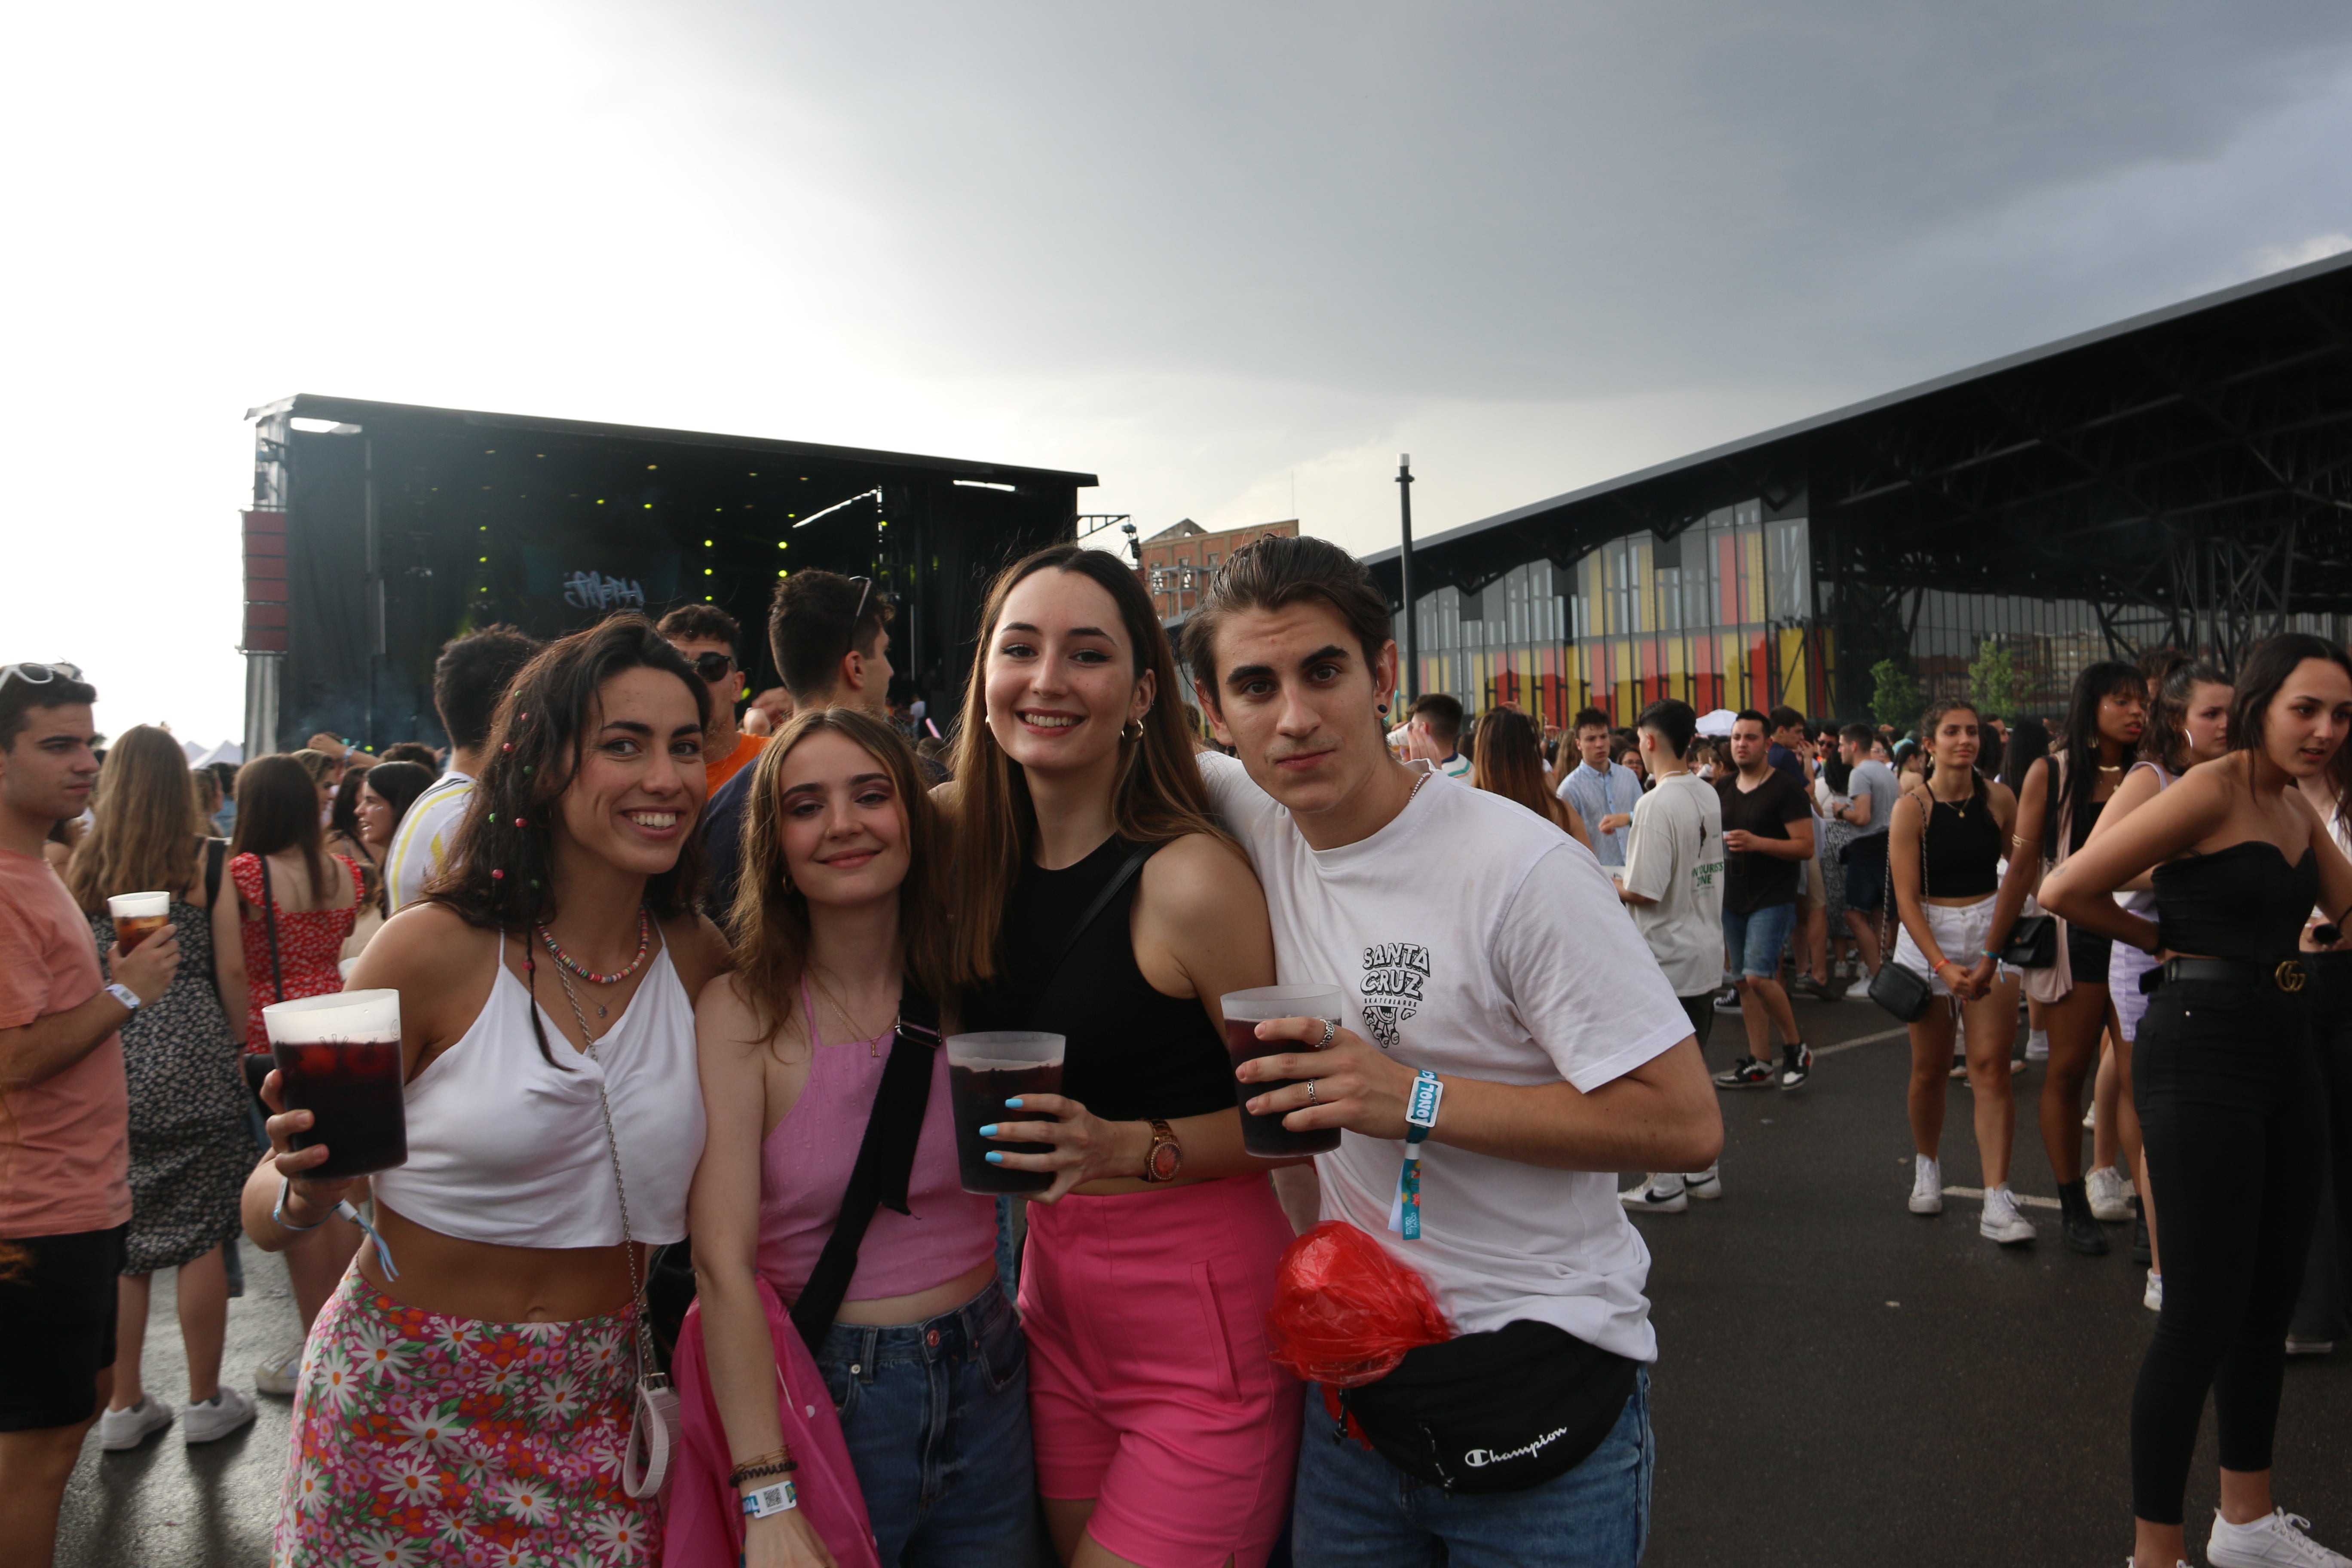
231, 852, 361, 1050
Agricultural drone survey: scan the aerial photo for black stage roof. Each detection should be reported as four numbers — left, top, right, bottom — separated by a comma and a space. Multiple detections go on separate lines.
1368, 249, 2352, 664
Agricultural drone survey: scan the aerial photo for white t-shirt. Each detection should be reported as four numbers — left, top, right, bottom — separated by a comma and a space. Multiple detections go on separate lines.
1618, 772, 1726, 996
383, 771, 474, 914
1200, 753, 1692, 1363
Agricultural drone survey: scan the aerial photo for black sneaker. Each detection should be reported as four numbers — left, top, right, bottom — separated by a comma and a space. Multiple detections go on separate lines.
1788, 975, 1831, 1001
1711, 986, 1743, 1014
2132, 1206, 2153, 1267
1712, 1056, 1775, 1089
2057, 1179, 2111, 1256
1778, 1043, 1813, 1090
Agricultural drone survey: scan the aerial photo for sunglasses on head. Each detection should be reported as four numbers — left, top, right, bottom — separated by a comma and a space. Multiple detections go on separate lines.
0, 661, 85, 692
689, 652, 734, 683
841, 577, 875, 664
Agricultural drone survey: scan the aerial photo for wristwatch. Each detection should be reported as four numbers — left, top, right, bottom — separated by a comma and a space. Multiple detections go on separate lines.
1139, 1119, 1183, 1183
105, 983, 142, 1014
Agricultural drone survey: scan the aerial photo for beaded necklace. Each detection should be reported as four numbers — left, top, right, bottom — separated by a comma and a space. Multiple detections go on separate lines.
535, 906, 652, 992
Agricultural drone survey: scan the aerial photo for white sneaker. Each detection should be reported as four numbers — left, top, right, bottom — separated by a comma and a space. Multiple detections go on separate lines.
2145, 1269, 2164, 1311
1620, 1176, 1688, 1214
97, 1395, 175, 1451
2207, 1507, 2352, 1568
1909, 1155, 1944, 1215
1683, 1165, 1723, 1201
2026, 1029, 2049, 1061
2084, 1101, 2099, 1132
2087, 1165, 2135, 1222
182, 1386, 257, 1444
255, 1344, 304, 1397
1980, 1185, 2037, 1246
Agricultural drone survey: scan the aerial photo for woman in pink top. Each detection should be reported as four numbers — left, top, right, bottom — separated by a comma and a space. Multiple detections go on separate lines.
686, 708, 1024, 1568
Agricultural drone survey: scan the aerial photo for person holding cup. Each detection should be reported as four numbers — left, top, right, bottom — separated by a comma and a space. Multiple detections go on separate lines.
64, 723, 257, 1449
684, 707, 1025, 1568
239, 615, 727, 1567
944, 544, 1302, 1568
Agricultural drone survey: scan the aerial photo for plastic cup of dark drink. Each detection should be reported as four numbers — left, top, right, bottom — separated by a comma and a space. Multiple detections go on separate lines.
945, 1032, 1065, 1195
1222, 984, 1348, 1157
263, 989, 408, 1180
107, 891, 171, 953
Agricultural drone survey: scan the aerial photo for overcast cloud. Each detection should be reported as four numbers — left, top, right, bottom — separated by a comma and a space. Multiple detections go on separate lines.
7, 1, 2350, 744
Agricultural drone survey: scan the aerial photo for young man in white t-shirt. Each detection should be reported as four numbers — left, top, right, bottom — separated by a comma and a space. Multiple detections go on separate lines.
382, 625, 540, 914
1614, 698, 1730, 1215
1179, 536, 1720, 1568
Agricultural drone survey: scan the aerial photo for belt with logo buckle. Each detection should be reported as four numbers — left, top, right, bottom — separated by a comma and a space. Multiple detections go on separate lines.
2151, 956, 2306, 994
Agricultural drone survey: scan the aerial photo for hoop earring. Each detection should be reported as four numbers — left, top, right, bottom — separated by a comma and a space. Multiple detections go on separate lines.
1122, 719, 1145, 743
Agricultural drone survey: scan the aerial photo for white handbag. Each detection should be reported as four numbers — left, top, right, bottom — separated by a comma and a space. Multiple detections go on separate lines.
578, 1029, 680, 1501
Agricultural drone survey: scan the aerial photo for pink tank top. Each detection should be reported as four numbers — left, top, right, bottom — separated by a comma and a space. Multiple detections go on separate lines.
756, 983, 995, 1305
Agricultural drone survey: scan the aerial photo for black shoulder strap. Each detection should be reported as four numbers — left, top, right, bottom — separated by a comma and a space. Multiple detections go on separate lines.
790, 984, 942, 1356
1029, 842, 1156, 1023
202, 839, 227, 1009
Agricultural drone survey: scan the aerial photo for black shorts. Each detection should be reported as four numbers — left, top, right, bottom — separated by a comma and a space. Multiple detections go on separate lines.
0, 1225, 126, 1431
2070, 929, 2115, 986
1677, 992, 1715, 1051
1844, 833, 1888, 913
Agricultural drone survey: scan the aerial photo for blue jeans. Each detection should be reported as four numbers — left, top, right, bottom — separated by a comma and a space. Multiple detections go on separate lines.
817, 1280, 1041, 1568
1721, 902, 1795, 980
1290, 1368, 1652, 1567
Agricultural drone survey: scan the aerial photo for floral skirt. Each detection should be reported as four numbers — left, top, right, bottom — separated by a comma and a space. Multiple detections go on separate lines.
272, 1268, 658, 1568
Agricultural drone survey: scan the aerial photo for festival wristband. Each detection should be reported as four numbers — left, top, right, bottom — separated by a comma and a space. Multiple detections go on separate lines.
741, 1479, 799, 1519
1385, 1071, 1444, 1242
105, 982, 142, 1014
273, 1177, 330, 1232
275, 1179, 401, 1280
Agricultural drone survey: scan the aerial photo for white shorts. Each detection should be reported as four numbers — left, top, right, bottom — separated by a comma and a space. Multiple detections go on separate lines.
1893, 897, 2000, 1000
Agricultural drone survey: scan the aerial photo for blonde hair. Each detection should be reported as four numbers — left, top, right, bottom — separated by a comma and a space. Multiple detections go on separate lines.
1470, 707, 1575, 833
729, 708, 955, 1039
67, 725, 205, 914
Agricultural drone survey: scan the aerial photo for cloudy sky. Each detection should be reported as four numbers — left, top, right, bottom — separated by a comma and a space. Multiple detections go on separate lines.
9, 1, 2351, 747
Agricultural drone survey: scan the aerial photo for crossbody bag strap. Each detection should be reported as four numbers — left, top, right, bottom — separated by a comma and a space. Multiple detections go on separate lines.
259, 856, 287, 1004
791, 984, 943, 1356
1878, 798, 1932, 958
202, 839, 227, 1010
1029, 842, 1157, 1022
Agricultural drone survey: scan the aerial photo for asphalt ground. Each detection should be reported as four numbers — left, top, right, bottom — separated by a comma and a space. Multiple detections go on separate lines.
52, 990, 2352, 1566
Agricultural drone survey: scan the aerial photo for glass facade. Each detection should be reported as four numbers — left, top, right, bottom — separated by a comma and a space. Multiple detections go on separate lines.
1412, 501, 1833, 726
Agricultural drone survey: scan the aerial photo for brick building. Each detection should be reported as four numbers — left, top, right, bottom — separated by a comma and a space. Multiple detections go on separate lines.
1138, 518, 1298, 624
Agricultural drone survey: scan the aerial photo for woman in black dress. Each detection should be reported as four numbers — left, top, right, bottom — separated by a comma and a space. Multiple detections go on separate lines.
2043, 634, 2352, 1568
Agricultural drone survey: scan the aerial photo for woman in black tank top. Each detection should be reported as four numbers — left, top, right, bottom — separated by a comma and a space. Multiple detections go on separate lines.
943, 545, 1305, 1566
2042, 634, 2352, 1568
1886, 701, 2032, 1244
1989, 659, 2149, 1256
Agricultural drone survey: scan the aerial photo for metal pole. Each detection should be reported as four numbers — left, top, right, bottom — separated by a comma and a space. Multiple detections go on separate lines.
1397, 453, 1419, 702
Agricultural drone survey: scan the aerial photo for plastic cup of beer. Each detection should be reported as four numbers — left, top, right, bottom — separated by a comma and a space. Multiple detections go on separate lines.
946, 1031, 1065, 1195
1223, 983, 1348, 1157
107, 891, 171, 954
263, 989, 408, 1179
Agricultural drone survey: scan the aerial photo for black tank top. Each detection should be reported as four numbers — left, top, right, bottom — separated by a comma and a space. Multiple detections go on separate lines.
963, 834, 1234, 1123
2154, 841, 2319, 962
1920, 775, 2001, 897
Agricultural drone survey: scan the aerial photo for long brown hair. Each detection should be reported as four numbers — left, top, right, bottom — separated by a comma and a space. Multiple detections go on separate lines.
729, 708, 954, 1039
66, 724, 205, 913
229, 753, 330, 902
947, 543, 1224, 985
1469, 707, 1574, 832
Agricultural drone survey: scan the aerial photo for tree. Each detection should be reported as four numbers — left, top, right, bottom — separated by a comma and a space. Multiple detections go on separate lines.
1869, 659, 1921, 733
1968, 639, 2026, 722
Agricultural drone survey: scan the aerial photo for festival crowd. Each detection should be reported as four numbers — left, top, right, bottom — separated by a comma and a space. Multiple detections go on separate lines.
3, 535, 2350, 1568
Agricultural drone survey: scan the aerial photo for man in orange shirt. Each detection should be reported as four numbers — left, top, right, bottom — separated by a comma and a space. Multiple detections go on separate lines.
658, 604, 767, 792
0, 662, 180, 1567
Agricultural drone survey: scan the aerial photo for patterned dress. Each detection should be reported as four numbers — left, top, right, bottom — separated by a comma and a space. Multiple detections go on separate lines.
232, 852, 361, 1050
273, 1271, 658, 1568
91, 894, 253, 1275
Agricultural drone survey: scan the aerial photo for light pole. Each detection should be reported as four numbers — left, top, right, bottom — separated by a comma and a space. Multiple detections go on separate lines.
1397, 453, 1419, 703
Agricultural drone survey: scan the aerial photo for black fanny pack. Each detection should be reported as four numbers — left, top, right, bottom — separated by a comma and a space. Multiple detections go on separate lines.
1337, 1320, 1636, 1494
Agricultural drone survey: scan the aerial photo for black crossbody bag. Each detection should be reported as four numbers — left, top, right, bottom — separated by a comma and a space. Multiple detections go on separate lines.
1338, 1320, 1637, 1494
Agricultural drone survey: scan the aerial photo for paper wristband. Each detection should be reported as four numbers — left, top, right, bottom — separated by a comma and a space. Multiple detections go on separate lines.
1386, 1071, 1444, 1240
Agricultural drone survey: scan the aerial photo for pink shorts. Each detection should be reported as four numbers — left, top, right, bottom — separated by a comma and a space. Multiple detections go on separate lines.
1021, 1173, 1304, 1568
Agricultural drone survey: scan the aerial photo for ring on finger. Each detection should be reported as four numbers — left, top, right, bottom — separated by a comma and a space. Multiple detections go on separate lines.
1306, 1079, 1319, 1104
1316, 1018, 1336, 1049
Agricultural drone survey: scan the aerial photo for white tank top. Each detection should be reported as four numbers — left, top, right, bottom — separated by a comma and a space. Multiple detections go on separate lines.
373, 935, 705, 1248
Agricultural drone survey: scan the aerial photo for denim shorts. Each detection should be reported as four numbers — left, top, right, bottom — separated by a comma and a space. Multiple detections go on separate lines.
1291, 1366, 1652, 1568
1722, 902, 1796, 980
818, 1279, 1041, 1568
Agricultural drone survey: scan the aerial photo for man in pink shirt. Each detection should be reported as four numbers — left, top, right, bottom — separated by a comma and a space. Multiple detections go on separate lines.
0, 664, 179, 1568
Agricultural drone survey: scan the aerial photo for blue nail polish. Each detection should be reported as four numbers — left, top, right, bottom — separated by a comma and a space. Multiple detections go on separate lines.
985, 1151, 1004, 1164
1004, 1097, 1023, 1109
978, 1124, 999, 1137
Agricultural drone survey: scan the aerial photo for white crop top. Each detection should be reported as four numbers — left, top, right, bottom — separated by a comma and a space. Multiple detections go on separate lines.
372, 937, 705, 1248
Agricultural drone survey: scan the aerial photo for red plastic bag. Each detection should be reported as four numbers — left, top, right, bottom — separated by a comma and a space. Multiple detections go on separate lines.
1264, 1221, 1452, 1389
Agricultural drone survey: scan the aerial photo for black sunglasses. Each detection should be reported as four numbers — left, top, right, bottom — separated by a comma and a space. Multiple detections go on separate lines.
689, 652, 734, 683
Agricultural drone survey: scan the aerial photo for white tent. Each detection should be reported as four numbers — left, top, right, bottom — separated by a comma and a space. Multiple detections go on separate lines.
1696, 708, 1738, 738
191, 741, 244, 769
